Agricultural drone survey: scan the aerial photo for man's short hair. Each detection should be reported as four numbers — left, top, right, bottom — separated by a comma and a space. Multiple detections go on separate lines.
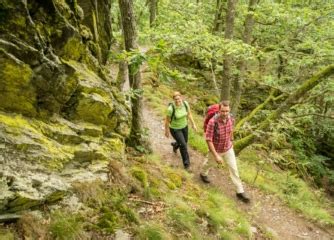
220, 100, 230, 107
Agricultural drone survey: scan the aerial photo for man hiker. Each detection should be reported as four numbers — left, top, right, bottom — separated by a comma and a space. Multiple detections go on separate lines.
200, 101, 250, 203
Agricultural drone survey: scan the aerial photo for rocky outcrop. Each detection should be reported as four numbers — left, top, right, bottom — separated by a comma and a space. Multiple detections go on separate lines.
0, 0, 129, 213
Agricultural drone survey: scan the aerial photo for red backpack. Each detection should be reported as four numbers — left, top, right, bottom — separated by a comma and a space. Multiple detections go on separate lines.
203, 104, 220, 132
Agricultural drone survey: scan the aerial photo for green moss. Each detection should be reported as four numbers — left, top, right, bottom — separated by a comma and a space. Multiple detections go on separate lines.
0, 112, 72, 170
0, 229, 14, 240
45, 190, 67, 204
11, 15, 26, 28
7, 193, 41, 213
61, 38, 86, 61
97, 207, 120, 233
165, 181, 176, 190
167, 172, 182, 188
0, 56, 36, 116
73, 92, 113, 125
131, 166, 148, 188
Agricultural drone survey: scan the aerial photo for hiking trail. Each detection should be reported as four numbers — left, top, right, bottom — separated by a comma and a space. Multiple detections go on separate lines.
142, 103, 334, 240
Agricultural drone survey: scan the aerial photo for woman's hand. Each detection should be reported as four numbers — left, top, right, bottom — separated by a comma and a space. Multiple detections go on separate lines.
165, 129, 170, 138
193, 124, 198, 132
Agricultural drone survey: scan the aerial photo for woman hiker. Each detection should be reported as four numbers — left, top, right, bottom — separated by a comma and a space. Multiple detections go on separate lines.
164, 91, 198, 170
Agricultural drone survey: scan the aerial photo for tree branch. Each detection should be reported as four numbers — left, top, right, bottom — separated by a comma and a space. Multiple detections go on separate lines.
289, 113, 334, 120
234, 64, 334, 154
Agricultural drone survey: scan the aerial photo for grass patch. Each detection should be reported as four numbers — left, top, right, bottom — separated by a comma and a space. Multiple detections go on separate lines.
200, 189, 251, 238
188, 128, 208, 154
97, 191, 139, 233
0, 228, 15, 240
17, 213, 49, 239
239, 149, 334, 226
137, 223, 172, 240
49, 210, 84, 240
71, 180, 108, 207
168, 205, 202, 239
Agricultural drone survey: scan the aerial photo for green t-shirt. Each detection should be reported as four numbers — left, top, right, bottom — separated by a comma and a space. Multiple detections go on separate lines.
166, 101, 189, 129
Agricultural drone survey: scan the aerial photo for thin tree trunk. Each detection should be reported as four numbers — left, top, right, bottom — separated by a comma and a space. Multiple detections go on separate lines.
149, 0, 158, 27
210, 61, 220, 97
234, 64, 334, 154
118, 0, 147, 148
213, 0, 224, 33
220, 0, 238, 101
232, 0, 258, 115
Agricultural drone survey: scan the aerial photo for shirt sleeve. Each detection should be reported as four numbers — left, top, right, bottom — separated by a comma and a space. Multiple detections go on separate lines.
184, 101, 190, 111
205, 118, 215, 142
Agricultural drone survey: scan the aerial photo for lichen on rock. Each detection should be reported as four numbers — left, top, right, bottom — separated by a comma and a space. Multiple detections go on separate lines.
0, 0, 131, 214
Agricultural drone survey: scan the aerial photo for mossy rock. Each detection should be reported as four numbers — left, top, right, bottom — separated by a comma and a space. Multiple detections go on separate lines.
0, 52, 36, 116
61, 37, 87, 62
38, 121, 85, 145
7, 192, 42, 213
73, 92, 113, 125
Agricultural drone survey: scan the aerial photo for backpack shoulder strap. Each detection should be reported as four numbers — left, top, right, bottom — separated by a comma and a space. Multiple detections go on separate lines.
183, 101, 189, 112
213, 114, 219, 138
169, 103, 175, 122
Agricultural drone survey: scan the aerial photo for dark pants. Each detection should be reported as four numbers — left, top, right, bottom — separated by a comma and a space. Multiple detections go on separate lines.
170, 126, 190, 168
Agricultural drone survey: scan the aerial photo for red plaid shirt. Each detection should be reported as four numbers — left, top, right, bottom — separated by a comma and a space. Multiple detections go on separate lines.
205, 115, 234, 153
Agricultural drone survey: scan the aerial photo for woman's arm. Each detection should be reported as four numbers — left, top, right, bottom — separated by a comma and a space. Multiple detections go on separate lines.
164, 116, 170, 137
187, 108, 198, 132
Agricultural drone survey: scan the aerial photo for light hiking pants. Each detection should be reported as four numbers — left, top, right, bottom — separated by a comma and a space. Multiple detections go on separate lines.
201, 147, 244, 193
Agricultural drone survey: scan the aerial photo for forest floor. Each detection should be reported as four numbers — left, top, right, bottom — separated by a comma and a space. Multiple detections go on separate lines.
142, 104, 334, 240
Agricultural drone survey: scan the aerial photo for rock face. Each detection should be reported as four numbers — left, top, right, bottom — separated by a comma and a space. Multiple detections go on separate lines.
0, 0, 129, 213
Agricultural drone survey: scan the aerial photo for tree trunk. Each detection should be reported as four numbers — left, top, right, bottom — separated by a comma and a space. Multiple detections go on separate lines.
212, 0, 225, 33
118, 0, 147, 148
220, 0, 238, 101
149, 0, 158, 27
234, 64, 334, 154
232, 0, 257, 115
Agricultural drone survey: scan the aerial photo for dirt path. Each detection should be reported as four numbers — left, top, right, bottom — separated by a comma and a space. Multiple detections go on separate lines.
142, 103, 334, 240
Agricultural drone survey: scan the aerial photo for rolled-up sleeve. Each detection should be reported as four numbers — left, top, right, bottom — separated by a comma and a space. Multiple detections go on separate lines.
205, 119, 214, 142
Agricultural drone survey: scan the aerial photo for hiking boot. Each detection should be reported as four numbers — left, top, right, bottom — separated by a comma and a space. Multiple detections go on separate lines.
171, 142, 179, 153
184, 165, 192, 173
236, 192, 250, 203
200, 173, 210, 183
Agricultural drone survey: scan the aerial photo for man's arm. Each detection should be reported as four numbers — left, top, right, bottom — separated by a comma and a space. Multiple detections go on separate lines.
206, 140, 223, 164
230, 116, 234, 141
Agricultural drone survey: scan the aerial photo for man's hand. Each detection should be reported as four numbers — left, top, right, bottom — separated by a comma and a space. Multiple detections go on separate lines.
215, 155, 223, 165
